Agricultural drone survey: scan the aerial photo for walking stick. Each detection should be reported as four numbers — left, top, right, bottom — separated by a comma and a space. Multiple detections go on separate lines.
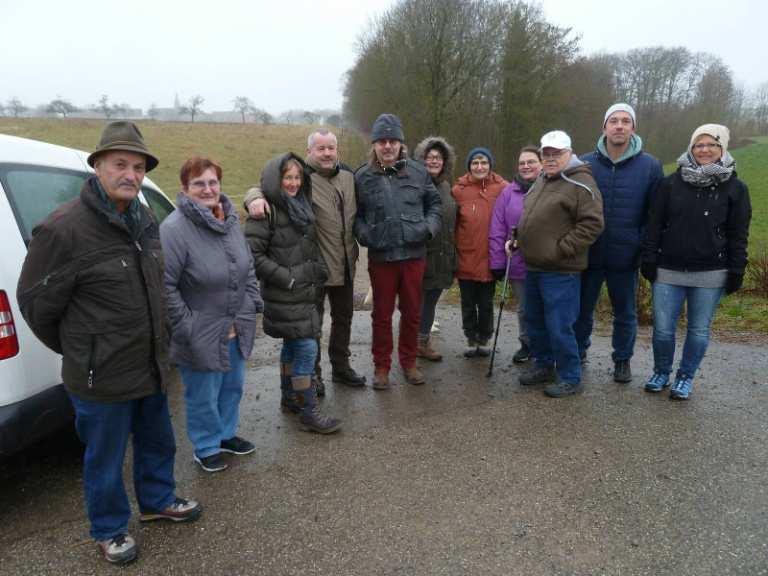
487, 252, 513, 378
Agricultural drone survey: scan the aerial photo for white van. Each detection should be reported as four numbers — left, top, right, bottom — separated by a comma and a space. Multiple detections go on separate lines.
0, 133, 175, 458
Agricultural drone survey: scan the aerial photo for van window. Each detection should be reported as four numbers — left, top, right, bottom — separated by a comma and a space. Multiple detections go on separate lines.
2, 167, 87, 242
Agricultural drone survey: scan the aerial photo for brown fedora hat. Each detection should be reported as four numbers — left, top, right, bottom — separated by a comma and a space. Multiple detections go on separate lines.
87, 121, 159, 172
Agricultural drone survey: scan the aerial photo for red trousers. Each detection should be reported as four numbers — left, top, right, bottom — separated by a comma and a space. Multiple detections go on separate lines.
368, 258, 426, 371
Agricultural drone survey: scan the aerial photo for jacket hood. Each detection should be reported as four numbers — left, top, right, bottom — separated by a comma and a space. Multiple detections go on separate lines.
596, 133, 643, 164
413, 136, 456, 183
260, 152, 311, 207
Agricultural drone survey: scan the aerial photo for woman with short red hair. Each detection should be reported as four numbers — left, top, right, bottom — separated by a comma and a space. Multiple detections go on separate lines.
160, 156, 263, 473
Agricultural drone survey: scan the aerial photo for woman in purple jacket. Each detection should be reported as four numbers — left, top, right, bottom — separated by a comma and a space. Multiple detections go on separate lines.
488, 146, 542, 363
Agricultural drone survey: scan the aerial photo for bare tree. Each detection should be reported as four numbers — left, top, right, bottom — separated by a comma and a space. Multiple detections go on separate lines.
147, 103, 159, 120
250, 107, 273, 124
46, 98, 78, 118
233, 96, 255, 124
180, 95, 205, 122
97, 94, 114, 119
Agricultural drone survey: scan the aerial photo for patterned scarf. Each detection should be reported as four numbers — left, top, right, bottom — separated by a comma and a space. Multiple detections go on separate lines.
677, 151, 736, 188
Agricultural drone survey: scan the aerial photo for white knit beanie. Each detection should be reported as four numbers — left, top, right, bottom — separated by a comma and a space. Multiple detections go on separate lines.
604, 103, 637, 128
689, 124, 730, 156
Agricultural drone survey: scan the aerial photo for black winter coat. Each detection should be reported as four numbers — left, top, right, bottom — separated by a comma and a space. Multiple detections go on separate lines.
245, 153, 328, 340
354, 155, 443, 263
642, 170, 751, 273
17, 177, 170, 402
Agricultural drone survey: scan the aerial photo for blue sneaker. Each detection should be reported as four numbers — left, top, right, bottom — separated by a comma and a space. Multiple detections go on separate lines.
644, 372, 670, 393
670, 374, 693, 400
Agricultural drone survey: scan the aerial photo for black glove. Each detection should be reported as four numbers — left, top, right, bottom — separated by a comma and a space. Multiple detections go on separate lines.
492, 269, 506, 281
725, 272, 743, 295
640, 262, 657, 283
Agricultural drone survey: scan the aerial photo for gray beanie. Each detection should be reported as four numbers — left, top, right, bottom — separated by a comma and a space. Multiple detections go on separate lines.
689, 124, 730, 156
604, 103, 636, 128
371, 113, 404, 142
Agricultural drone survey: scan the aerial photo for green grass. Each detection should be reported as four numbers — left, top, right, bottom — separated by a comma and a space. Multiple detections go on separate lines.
0, 118, 368, 208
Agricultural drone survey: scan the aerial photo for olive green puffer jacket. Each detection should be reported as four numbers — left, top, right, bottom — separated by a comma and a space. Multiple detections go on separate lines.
245, 153, 328, 340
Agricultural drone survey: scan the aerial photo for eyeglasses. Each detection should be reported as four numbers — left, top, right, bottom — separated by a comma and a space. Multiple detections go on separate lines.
425, 154, 444, 162
470, 159, 490, 166
518, 160, 540, 167
692, 143, 722, 151
189, 179, 220, 190
541, 150, 568, 160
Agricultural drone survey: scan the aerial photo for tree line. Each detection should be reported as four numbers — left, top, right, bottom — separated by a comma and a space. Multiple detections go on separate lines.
342, 0, 768, 171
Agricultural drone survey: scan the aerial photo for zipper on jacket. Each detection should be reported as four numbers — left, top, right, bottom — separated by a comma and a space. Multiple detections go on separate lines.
87, 335, 96, 388
134, 240, 143, 253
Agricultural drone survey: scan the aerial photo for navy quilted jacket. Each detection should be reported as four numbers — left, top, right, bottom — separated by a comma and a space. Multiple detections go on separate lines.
580, 136, 663, 271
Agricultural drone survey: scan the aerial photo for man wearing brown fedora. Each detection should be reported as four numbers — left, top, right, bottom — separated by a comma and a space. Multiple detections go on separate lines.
17, 121, 202, 565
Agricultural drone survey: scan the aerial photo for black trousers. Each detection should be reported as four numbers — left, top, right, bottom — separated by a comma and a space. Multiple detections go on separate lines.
314, 281, 355, 376
458, 279, 496, 343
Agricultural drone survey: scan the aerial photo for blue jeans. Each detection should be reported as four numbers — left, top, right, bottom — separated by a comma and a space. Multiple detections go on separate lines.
179, 338, 246, 459
69, 391, 177, 541
575, 268, 638, 361
652, 282, 723, 378
525, 271, 581, 384
280, 338, 318, 376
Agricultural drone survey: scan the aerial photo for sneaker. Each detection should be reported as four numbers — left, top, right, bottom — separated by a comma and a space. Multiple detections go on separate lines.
140, 497, 202, 523
670, 374, 693, 401
331, 366, 367, 387
544, 380, 583, 398
97, 533, 137, 565
512, 343, 531, 364
476, 340, 491, 357
402, 365, 426, 385
220, 436, 255, 455
518, 365, 557, 386
463, 339, 478, 358
613, 359, 632, 383
644, 372, 670, 393
312, 374, 326, 397
194, 452, 228, 473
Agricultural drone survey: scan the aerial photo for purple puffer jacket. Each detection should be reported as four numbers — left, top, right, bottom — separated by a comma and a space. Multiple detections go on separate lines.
488, 178, 527, 280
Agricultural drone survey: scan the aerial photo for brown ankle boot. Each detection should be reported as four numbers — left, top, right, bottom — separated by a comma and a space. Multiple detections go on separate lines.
417, 334, 443, 362
373, 368, 390, 390
402, 365, 426, 386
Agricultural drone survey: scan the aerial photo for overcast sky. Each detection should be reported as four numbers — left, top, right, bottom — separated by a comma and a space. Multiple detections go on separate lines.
1, 0, 763, 114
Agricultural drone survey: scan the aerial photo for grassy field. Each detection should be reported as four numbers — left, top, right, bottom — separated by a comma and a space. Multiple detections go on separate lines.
0, 118, 368, 208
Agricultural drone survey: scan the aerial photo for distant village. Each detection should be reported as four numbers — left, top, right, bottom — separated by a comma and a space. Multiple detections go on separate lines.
1, 94, 343, 127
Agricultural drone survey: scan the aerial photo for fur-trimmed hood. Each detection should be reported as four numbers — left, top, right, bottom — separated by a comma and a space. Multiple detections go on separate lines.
413, 136, 456, 184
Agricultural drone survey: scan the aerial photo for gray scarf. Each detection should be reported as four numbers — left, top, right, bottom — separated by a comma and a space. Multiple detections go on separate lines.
677, 151, 735, 188
281, 190, 314, 233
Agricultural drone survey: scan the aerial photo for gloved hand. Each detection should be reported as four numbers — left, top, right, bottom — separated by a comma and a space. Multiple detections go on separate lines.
640, 262, 657, 283
725, 272, 743, 295
492, 269, 506, 281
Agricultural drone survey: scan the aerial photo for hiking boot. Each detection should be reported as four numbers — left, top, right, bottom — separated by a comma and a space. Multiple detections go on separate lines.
331, 366, 367, 387
372, 368, 391, 390
402, 365, 426, 386
463, 339, 478, 358
613, 359, 632, 383
97, 533, 137, 565
312, 374, 326, 397
512, 343, 531, 364
670, 373, 693, 401
295, 386, 341, 434
518, 365, 557, 386
417, 334, 443, 362
544, 380, 583, 398
476, 340, 491, 357
220, 436, 255, 455
193, 453, 228, 473
140, 497, 202, 523
280, 365, 300, 414
644, 372, 670, 393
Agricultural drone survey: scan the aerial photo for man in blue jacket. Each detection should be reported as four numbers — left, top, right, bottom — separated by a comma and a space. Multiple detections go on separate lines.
576, 104, 664, 383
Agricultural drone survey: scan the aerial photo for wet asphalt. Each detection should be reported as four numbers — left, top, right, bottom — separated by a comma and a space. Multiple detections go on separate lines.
1, 299, 767, 575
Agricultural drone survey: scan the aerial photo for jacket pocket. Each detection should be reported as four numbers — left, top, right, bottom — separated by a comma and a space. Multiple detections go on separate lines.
401, 213, 427, 244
